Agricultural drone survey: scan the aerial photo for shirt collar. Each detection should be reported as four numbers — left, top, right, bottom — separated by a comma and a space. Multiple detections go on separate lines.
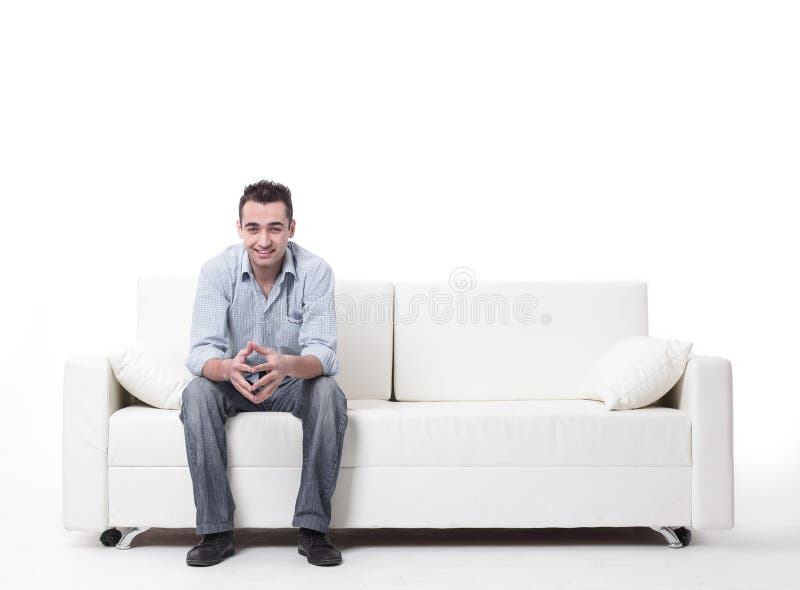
240, 242, 297, 281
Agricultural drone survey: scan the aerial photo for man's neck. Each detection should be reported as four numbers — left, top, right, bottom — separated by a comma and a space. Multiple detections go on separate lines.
249, 251, 284, 290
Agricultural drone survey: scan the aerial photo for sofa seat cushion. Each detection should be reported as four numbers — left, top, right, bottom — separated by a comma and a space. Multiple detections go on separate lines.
108, 399, 690, 468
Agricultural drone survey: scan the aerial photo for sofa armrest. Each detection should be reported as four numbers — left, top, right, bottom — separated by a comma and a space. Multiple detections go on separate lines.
63, 356, 132, 531
663, 354, 734, 529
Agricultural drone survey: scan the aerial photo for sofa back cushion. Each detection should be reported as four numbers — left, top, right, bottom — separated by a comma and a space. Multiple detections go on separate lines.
136, 277, 393, 400
393, 281, 648, 401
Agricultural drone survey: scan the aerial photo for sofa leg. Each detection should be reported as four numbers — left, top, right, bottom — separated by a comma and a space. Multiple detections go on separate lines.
650, 526, 692, 548
115, 526, 151, 550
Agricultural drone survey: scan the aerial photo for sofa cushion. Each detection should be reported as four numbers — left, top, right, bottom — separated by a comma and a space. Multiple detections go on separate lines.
393, 281, 648, 401
108, 399, 690, 468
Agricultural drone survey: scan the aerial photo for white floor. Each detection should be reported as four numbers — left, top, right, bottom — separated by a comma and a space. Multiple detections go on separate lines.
6, 516, 799, 589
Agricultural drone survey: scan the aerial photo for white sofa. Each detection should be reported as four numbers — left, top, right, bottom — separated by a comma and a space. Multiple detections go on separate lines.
63, 279, 733, 549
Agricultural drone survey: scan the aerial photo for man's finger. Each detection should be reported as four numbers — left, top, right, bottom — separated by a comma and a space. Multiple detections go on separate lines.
237, 386, 257, 404
252, 387, 277, 404
249, 362, 270, 373
233, 383, 251, 401
237, 342, 254, 362
251, 373, 276, 390
232, 371, 251, 387
252, 343, 273, 356
232, 362, 254, 374
232, 374, 252, 395
232, 382, 250, 398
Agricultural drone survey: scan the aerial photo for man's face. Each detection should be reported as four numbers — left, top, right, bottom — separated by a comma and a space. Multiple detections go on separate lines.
236, 201, 296, 276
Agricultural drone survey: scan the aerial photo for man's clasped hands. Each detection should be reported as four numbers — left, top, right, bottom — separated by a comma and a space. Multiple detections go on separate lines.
225, 341, 290, 404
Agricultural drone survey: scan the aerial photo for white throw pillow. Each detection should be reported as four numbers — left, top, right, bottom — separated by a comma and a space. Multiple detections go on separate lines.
108, 342, 194, 410
580, 336, 693, 410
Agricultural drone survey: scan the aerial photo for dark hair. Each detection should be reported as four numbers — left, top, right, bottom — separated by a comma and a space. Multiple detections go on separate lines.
239, 180, 293, 223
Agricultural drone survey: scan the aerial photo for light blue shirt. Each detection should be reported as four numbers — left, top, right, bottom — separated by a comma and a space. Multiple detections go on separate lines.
186, 240, 340, 381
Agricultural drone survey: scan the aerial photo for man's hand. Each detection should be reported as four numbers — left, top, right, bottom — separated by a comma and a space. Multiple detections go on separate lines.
247, 341, 291, 403
225, 342, 258, 400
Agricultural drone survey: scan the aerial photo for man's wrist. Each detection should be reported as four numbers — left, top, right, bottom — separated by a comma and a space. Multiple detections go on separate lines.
284, 355, 299, 378
286, 354, 324, 379
202, 357, 232, 382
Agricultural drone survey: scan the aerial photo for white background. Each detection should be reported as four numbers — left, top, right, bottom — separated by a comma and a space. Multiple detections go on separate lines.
1, 0, 798, 545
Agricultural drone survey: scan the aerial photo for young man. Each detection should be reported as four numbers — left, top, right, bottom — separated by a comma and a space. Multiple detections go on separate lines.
179, 180, 348, 567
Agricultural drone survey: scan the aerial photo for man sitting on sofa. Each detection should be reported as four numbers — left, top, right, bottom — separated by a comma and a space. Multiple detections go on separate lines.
179, 179, 348, 567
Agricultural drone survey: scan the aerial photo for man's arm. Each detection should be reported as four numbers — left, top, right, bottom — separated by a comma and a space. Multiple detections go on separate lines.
186, 262, 231, 377
186, 266, 257, 398
297, 261, 341, 377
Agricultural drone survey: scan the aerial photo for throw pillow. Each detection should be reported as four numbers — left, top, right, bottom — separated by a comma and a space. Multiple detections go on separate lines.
580, 336, 693, 410
108, 342, 194, 410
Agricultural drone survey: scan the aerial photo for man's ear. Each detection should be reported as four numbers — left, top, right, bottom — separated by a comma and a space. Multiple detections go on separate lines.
236, 219, 243, 238
289, 219, 296, 238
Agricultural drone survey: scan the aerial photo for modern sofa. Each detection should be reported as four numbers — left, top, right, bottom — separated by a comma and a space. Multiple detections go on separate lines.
63, 278, 734, 550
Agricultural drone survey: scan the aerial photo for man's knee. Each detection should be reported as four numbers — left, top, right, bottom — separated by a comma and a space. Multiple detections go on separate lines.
304, 376, 347, 413
180, 377, 221, 422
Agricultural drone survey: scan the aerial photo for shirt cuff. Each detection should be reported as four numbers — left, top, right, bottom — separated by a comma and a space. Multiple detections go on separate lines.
186, 346, 228, 377
301, 344, 340, 376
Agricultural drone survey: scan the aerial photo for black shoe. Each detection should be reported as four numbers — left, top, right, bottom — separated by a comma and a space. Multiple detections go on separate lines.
186, 530, 235, 566
298, 527, 342, 566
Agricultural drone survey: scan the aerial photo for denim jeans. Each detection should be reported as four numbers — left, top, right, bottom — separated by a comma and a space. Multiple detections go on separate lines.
178, 374, 348, 535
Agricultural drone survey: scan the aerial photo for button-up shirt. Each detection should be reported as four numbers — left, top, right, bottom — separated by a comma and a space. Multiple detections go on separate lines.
186, 240, 340, 381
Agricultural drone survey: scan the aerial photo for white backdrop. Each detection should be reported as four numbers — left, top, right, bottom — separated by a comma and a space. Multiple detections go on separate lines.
1, 0, 798, 530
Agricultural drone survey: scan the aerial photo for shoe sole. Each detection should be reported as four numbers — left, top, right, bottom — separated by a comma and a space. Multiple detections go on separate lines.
298, 547, 342, 566
186, 547, 235, 567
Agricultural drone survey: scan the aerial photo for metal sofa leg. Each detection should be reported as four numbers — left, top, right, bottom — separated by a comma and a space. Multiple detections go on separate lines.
650, 526, 692, 548
115, 526, 151, 550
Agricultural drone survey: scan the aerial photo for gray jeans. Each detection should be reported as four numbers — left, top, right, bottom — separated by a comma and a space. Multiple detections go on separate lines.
178, 374, 348, 535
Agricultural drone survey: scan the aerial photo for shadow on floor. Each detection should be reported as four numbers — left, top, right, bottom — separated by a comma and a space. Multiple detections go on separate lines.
128, 526, 675, 549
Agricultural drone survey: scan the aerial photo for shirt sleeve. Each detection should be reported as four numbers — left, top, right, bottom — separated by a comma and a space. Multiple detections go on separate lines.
299, 262, 341, 376
186, 262, 231, 376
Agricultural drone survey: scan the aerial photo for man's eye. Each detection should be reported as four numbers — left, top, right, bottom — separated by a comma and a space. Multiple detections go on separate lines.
248, 228, 257, 233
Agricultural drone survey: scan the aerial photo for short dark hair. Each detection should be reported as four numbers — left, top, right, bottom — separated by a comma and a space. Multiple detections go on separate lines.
239, 180, 293, 223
